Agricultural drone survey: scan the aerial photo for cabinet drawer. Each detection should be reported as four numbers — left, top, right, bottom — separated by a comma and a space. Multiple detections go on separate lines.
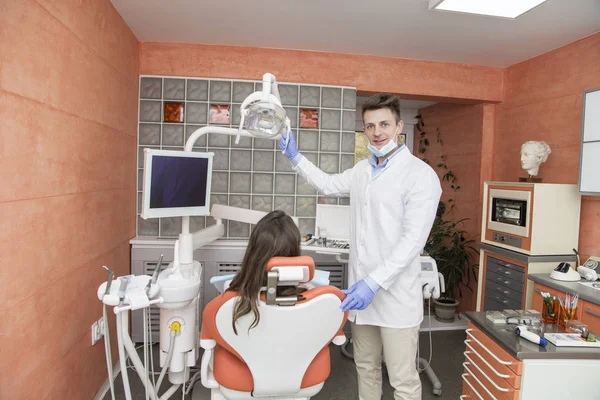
467, 322, 522, 375
487, 258, 525, 283
486, 281, 524, 303
581, 300, 600, 336
486, 270, 524, 293
484, 293, 522, 311
462, 372, 490, 400
463, 362, 519, 400
464, 336, 521, 389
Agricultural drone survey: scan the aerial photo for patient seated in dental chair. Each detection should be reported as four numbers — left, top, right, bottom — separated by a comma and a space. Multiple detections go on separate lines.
200, 210, 348, 400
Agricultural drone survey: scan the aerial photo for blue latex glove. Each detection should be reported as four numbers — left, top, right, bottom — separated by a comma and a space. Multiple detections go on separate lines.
279, 130, 299, 159
340, 280, 375, 312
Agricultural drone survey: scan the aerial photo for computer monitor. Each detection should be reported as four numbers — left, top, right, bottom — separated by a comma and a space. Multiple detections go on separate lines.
141, 149, 213, 219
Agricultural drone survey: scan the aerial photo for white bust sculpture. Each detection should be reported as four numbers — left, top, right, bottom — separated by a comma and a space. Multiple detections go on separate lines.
520, 141, 551, 177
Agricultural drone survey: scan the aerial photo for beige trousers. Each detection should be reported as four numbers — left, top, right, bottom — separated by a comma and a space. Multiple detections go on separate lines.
351, 323, 421, 400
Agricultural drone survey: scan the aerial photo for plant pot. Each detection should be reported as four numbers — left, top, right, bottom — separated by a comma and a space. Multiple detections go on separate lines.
432, 298, 459, 322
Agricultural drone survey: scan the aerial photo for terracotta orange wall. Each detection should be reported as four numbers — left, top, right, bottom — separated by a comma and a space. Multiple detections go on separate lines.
0, 1, 139, 398
417, 103, 487, 311
140, 43, 504, 102
495, 32, 600, 261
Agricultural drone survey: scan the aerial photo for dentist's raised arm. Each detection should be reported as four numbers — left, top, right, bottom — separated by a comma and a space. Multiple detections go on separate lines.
280, 130, 353, 196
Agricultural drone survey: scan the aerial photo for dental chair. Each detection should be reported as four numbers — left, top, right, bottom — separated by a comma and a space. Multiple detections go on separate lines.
199, 256, 349, 400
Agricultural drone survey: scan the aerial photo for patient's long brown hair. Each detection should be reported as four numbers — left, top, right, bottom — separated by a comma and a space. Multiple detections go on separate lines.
227, 210, 302, 334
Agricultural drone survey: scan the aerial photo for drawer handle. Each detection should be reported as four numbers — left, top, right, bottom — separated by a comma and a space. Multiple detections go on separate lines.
504, 271, 511, 275
463, 364, 498, 399
465, 329, 513, 365
495, 296, 508, 304
585, 308, 600, 318
464, 341, 510, 378
461, 374, 484, 400
464, 353, 509, 392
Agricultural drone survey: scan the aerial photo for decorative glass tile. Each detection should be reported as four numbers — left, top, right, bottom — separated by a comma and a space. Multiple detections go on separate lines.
231, 104, 242, 125
341, 154, 354, 172
162, 125, 184, 146
160, 217, 181, 237
206, 216, 228, 237
139, 124, 160, 145
137, 192, 142, 212
339, 198, 350, 205
232, 82, 254, 103
254, 138, 275, 149
138, 216, 159, 236
139, 101, 161, 122
303, 152, 319, 166
211, 194, 228, 205
343, 110, 356, 131
320, 154, 340, 173
296, 197, 316, 217
229, 195, 250, 209
187, 79, 208, 101
209, 104, 230, 124
253, 173, 273, 194
279, 84, 299, 106
185, 125, 207, 148
343, 88, 356, 109
163, 102, 184, 123
252, 196, 273, 212
137, 169, 143, 190
322, 87, 342, 108
253, 151, 274, 171
210, 81, 232, 102
190, 216, 206, 232
341, 132, 356, 153
255, 82, 262, 91
230, 150, 252, 171
233, 135, 252, 148
211, 171, 229, 193
186, 102, 208, 124
320, 132, 340, 152
229, 221, 250, 238
140, 77, 162, 99
274, 196, 295, 215
230, 172, 251, 193
275, 151, 294, 173
275, 174, 295, 194
209, 148, 230, 170
297, 175, 317, 195
300, 86, 320, 107
298, 218, 316, 236
163, 78, 185, 100
321, 109, 341, 130
283, 107, 298, 128
208, 133, 230, 148
298, 130, 319, 151
299, 109, 318, 129
318, 197, 338, 205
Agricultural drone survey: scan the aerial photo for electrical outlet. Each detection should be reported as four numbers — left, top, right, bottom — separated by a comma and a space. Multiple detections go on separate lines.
91, 317, 105, 346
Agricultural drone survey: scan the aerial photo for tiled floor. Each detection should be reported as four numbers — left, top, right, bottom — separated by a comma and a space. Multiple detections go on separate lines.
102, 328, 467, 399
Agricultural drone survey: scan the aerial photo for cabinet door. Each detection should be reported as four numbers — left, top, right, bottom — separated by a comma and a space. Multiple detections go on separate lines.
580, 300, 600, 336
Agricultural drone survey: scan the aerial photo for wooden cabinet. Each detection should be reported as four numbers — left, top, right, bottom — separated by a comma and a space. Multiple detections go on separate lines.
580, 300, 600, 336
462, 322, 522, 400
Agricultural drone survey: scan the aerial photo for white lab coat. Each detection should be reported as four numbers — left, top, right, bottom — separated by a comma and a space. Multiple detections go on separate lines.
294, 147, 442, 328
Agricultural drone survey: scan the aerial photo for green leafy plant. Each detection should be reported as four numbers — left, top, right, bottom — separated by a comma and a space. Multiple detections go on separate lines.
416, 114, 479, 301
425, 202, 479, 301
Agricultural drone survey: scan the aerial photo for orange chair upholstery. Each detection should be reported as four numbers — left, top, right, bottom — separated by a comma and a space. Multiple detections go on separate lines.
200, 256, 348, 400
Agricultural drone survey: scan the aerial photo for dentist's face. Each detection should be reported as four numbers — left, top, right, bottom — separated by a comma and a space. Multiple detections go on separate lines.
363, 108, 403, 149
521, 144, 541, 170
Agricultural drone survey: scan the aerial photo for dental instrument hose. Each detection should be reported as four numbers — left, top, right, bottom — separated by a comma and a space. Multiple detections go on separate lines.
103, 304, 116, 400
117, 311, 133, 400
156, 328, 178, 390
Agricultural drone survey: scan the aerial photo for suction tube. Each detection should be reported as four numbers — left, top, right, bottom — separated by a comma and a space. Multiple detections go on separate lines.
116, 312, 133, 400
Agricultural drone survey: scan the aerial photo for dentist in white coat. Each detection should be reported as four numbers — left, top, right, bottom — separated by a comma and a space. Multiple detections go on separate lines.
281, 93, 441, 400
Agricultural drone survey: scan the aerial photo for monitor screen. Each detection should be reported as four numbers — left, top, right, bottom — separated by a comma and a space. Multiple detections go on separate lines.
141, 149, 213, 219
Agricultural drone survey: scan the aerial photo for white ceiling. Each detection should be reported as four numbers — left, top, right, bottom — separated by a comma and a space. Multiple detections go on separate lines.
111, 0, 600, 67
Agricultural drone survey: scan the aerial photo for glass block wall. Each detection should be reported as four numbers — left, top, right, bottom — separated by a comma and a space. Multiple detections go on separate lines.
137, 76, 356, 239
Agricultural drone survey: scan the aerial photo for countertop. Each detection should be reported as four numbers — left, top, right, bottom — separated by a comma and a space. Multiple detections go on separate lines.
466, 312, 600, 360
528, 274, 600, 306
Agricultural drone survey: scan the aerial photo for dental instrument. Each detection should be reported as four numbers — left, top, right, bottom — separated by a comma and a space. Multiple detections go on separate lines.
98, 73, 294, 400
515, 325, 548, 347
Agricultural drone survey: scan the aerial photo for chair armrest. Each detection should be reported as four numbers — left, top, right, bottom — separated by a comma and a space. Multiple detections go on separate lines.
200, 338, 216, 349
332, 334, 346, 346
200, 347, 219, 389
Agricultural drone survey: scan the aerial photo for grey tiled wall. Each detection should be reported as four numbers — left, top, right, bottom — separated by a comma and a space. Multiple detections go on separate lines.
137, 76, 356, 239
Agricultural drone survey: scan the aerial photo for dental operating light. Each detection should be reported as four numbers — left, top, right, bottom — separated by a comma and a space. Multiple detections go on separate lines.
429, 0, 548, 19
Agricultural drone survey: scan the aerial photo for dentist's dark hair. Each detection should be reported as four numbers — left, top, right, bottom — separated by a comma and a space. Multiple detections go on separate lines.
362, 93, 402, 123
227, 210, 303, 334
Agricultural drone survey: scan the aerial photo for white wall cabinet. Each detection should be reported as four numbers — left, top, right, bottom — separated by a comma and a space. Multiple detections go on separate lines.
579, 86, 600, 195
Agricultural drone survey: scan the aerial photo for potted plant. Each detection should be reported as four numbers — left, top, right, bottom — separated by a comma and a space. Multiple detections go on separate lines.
425, 201, 479, 322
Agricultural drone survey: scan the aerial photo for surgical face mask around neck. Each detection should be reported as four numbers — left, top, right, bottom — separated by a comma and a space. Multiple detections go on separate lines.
367, 128, 399, 157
